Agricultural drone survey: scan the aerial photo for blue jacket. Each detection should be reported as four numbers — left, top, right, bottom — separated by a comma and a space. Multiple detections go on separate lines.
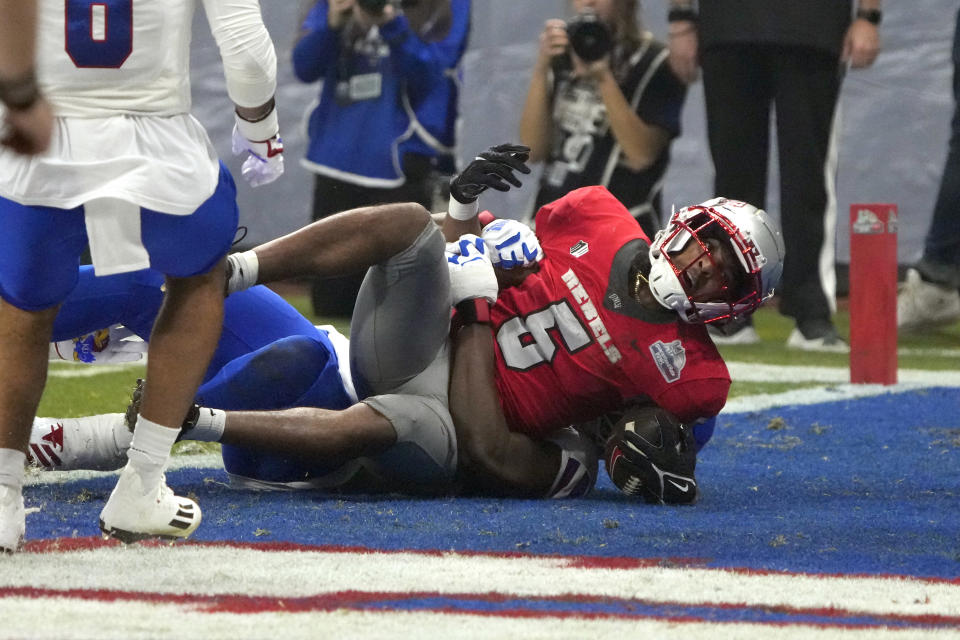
293, 0, 470, 186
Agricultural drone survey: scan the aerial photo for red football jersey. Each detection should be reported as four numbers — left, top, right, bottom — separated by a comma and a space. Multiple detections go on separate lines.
491, 186, 730, 438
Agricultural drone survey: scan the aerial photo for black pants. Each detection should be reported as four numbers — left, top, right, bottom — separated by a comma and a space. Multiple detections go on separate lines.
919, 8, 960, 290
701, 44, 842, 331
310, 171, 433, 317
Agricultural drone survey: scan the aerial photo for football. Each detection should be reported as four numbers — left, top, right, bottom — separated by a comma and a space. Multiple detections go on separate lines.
603, 404, 698, 504
604, 438, 649, 497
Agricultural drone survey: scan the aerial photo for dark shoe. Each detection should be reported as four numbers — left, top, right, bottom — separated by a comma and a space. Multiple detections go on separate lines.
125, 378, 200, 438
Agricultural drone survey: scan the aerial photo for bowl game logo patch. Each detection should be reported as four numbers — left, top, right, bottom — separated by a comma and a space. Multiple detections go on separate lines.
569, 240, 589, 257
649, 339, 687, 382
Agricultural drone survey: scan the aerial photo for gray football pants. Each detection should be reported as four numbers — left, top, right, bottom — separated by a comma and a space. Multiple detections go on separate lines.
349, 220, 458, 489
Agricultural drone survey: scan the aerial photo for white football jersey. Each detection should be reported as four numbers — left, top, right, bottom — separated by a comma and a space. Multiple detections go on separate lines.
0, 0, 275, 217
37, 0, 196, 117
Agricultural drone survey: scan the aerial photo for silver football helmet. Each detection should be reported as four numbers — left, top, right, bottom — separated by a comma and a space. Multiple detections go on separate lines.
647, 197, 785, 324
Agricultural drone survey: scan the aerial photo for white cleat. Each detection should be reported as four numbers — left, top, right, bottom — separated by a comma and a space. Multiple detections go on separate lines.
786, 327, 850, 353
897, 268, 960, 332
99, 466, 201, 543
27, 413, 131, 472
0, 485, 25, 553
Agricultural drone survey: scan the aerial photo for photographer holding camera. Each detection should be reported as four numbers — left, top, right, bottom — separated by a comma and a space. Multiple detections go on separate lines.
519, 0, 685, 239
293, 0, 470, 316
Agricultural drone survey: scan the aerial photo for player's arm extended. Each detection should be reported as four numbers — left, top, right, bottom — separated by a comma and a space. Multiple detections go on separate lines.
203, 0, 284, 187
441, 144, 532, 242
449, 324, 561, 496
203, 0, 277, 111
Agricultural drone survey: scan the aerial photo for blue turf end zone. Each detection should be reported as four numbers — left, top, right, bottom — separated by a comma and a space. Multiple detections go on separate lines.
24, 387, 960, 579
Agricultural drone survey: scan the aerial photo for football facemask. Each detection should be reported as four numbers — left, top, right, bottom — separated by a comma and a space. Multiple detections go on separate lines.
647, 197, 785, 325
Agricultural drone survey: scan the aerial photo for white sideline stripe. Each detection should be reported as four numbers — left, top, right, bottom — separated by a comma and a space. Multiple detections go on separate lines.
0, 602, 950, 640
723, 361, 960, 414
3, 546, 960, 618
722, 384, 938, 414
899, 346, 960, 358
726, 361, 960, 386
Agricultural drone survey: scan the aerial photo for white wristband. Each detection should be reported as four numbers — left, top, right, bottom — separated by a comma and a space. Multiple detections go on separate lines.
235, 108, 279, 142
226, 250, 260, 295
448, 196, 479, 221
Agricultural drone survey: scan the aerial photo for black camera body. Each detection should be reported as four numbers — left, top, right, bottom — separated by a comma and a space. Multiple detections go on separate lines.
566, 10, 612, 62
356, 0, 418, 15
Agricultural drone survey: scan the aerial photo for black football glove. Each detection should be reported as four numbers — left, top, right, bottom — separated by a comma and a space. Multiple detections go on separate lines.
449, 143, 531, 204
124, 378, 200, 440
604, 405, 698, 505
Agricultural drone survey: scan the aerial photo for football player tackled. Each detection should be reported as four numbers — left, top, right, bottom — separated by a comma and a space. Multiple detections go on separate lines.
27, 143, 784, 508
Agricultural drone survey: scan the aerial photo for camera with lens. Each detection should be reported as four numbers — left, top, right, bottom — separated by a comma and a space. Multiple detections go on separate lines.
565, 9, 612, 62
356, 0, 418, 15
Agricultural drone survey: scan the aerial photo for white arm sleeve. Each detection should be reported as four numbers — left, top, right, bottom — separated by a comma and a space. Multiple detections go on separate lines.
201, 0, 277, 108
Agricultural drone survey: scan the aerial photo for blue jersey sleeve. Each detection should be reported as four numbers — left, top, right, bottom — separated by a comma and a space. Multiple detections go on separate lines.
379, 0, 470, 82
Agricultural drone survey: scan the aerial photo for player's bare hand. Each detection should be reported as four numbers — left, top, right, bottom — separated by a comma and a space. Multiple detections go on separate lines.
495, 262, 539, 289
1, 96, 53, 155
842, 19, 880, 69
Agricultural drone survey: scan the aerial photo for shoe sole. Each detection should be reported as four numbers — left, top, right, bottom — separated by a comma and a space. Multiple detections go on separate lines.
98, 517, 198, 544
98, 501, 201, 544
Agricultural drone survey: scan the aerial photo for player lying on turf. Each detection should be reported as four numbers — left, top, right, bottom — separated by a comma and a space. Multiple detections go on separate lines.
32, 272, 707, 502
31, 144, 785, 502
31, 212, 601, 497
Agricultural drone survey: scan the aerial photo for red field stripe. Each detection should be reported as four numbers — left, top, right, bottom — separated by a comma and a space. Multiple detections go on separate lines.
20, 536, 960, 586
20, 537, 703, 569
2, 586, 958, 630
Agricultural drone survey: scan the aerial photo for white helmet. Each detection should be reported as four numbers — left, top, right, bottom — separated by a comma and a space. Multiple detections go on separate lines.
647, 197, 785, 324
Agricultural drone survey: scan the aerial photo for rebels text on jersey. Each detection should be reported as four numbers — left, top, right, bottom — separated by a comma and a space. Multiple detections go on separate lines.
491, 186, 730, 438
